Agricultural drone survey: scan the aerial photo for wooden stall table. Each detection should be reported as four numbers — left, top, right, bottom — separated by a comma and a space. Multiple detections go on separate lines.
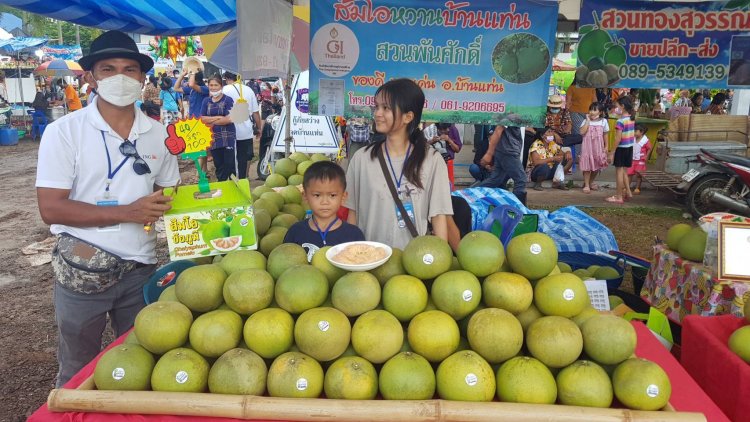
682, 315, 750, 422
641, 244, 750, 323
28, 321, 728, 422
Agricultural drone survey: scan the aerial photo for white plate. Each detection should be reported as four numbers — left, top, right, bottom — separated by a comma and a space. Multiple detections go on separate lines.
325, 241, 393, 272
681, 168, 700, 182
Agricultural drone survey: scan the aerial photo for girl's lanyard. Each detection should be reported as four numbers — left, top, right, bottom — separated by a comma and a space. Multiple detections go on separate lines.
100, 131, 132, 199
384, 142, 415, 228
312, 217, 338, 246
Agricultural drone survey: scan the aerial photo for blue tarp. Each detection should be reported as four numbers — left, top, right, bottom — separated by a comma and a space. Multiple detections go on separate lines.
453, 188, 619, 255
0, 37, 46, 53
1, 0, 235, 35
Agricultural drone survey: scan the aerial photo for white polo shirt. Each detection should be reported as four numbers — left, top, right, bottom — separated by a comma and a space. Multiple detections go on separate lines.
36, 96, 180, 263
222, 82, 260, 141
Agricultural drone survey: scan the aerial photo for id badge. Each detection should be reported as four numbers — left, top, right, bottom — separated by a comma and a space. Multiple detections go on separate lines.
395, 200, 415, 229
95, 193, 121, 232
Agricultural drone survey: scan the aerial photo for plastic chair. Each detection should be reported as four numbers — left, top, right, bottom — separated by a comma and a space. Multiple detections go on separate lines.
30, 111, 47, 140
480, 204, 523, 248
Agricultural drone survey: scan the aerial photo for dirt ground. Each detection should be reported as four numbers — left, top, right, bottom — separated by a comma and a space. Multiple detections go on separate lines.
0, 139, 687, 421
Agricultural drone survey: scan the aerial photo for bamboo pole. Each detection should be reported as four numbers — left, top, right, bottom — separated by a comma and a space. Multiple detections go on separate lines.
47, 389, 706, 422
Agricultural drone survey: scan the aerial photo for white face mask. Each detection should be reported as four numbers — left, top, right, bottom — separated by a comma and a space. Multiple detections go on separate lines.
210, 90, 222, 98
96, 74, 142, 107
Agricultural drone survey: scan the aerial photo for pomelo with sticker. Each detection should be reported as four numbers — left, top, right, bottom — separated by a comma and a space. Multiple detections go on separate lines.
267, 351, 324, 398
436, 350, 495, 401
94, 344, 155, 391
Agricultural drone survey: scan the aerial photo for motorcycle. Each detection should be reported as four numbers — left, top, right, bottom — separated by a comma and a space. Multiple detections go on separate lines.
256, 107, 281, 181
678, 148, 750, 219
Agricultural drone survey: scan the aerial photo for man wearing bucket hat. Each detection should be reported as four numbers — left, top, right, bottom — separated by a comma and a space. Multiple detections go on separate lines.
35, 30, 180, 387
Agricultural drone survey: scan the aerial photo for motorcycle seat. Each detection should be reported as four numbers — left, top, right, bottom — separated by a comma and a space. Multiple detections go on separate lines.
709, 152, 750, 169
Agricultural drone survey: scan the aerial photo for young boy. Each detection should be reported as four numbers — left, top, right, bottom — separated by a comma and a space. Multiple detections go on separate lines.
284, 161, 365, 261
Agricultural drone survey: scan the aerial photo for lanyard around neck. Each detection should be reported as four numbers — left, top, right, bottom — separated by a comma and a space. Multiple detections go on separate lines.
312, 216, 338, 246
384, 142, 412, 190
101, 130, 134, 192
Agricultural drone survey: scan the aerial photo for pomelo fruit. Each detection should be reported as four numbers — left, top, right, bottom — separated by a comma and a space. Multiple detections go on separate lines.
134, 301, 193, 355
151, 348, 209, 393
253, 185, 275, 198
289, 152, 311, 164
259, 231, 285, 256
407, 310, 460, 362
594, 266, 621, 280
402, 235, 452, 280
288, 175, 304, 186
666, 223, 692, 250
379, 352, 435, 400
253, 209, 272, 237
311, 153, 329, 162
534, 273, 589, 318
175, 264, 227, 313
208, 348, 267, 395
572, 307, 601, 328
456, 231, 505, 277
282, 203, 306, 221
267, 243, 309, 279
515, 303, 543, 332
351, 310, 404, 364
243, 308, 294, 359
506, 233, 558, 280
311, 246, 347, 288
124, 330, 140, 345
729, 325, 750, 363
261, 191, 285, 210
573, 268, 591, 280
495, 356, 557, 404
229, 212, 256, 247
558, 262, 573, 273
582, 314, 637, 365
280, 185, 303, 204
94, 344, 155, 391
218, 250, 267, 275
431, 270, 482, 320
369, 248, 405, 285
324, 356, 378, 400
158, 285, 178, 302
678, 227, 707, 262
209, 236, 242, 252
265, 173, 287, 188
271, 213, 298, 229
294, 307, 351, 362
200, 220, 230, 244
253, 198, 279, 219
467, 308, 523, 364
557, 360, 613, 408
450, 256, 462, 271
613, 358, 671, 411
609, 295, 625, 309
222, 268, 274, 315
189, 309, 243, 358
482, 272, 533, 314
297, 160, 314, 175
331, 272, 381, 317
745, 300, 750, 322
526, 316, 583, 368
274, 158, 298, 179
267, 351, 324, 398
587, 265, 601, 274
275, 265, 328, 314
436, 350, 495, 402
382, 274, 428, 322
458, 304, 486, 338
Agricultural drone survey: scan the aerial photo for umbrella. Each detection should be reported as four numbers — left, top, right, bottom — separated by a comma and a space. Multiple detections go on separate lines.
0, 36, 48, 127
34, 60, 84, 77
553, 58, 576, 72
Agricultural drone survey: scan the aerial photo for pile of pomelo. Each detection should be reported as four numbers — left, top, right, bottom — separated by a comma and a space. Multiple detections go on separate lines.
665, 223, 707, 263
95, 231, 672, 412
264, 152, 330, 189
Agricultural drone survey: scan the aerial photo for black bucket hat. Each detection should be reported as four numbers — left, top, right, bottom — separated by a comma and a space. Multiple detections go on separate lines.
79, 30, 154, 72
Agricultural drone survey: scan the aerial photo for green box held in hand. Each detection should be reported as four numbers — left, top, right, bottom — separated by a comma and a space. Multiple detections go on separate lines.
163, 179, 256, 261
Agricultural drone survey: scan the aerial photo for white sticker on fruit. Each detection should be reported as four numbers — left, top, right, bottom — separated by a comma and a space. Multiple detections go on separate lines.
112, 368, 125, 380
530, 244, 542, 254
563, 288, 575, 301
465, 373, 478, 386
175, 370, 189, 384
646, 384, 660, 397
423, 254, 434, 265
318, 320, 330, 332
462, 290, 473, 302
296, 378, 308, 391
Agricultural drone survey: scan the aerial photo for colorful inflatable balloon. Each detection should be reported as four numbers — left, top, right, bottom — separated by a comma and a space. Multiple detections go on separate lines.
177, 36, 187, 57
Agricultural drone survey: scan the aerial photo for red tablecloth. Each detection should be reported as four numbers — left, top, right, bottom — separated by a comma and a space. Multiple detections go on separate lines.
682, 315, 750, 422
30, 322, 729, 422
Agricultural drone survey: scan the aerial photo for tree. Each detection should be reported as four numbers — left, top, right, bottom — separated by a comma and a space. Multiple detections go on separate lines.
0, 6, 101, 54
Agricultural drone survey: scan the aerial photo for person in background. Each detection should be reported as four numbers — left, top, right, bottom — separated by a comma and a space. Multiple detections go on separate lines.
527, 128, 570, 191
627, 89, 641, 115
579, 102, 609, 193
142, 75, 160, 115
706, 92, 727, 115
158, 78, 180, 125
690, 92, 704, 114
201, 75, 236, 182
477, 126, 531, 204
700, 89, 712, 112
469, 124, 493, 182
565, 74, 597, 135
285, 161, 365, 261
63, 80, 82, 111
223, 72, 261, 180
606, 96, 636, 204
35, 30, 179, 387
346, 78, 453, 249
545, 95, 582, 150
674, 89, 691, 107
346, 117, 373, 158
628, 124, 651, 195
428, 123, 462, 160
651, 95, 665, 118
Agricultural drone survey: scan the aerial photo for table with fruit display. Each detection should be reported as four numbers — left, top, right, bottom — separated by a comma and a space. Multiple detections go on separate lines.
31, 231, 727, 421
641, 217, 750, 324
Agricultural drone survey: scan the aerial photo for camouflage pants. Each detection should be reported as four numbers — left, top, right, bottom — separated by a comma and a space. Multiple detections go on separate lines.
53, 264, 155, 387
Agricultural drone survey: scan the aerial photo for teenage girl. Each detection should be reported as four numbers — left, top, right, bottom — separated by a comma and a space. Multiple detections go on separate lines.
579, 102, 609, 193
345, 78, 453, 249
607, 96, 635, 204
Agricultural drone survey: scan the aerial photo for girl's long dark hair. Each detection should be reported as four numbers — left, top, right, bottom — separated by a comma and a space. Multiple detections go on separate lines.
367, 78, 428, 189
617, 96, 636, 122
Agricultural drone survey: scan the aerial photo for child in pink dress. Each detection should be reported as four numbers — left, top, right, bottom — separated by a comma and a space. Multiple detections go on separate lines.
628, 124, 651, 194
579, 102, 610, 193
